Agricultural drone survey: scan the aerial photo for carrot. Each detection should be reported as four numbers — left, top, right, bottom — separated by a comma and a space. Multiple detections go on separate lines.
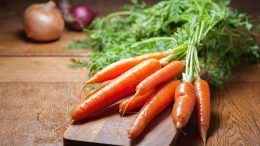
72, 59, 162, 121
128, 80, 181, 138
119, 88, 156, 115
84, 80, 112, 99
194, 79, 210, 144
172, 82, 196, 129
135, 61, 184, 96
86, 52, 167, 84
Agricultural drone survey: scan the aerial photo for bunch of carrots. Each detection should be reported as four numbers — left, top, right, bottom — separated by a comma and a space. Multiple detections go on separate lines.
70, 14, 218, 144
68, 0, 260, 144
71, 49, 210, 143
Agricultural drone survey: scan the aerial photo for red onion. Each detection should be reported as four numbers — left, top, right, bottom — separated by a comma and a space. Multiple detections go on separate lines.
68, 4, 95, 31
59, 0, 96, 31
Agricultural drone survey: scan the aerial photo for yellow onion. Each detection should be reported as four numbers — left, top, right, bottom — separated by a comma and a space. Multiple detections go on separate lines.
23, 1, 64, 41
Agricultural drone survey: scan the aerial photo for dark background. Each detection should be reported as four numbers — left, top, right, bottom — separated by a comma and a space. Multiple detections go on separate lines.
0, 0, 259, 17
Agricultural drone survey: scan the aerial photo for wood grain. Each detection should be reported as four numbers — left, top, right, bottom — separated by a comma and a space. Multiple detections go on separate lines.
0, 0, 159, 57
64, 107, 178, 146
64, 64, 260, 146
0, 0, 258, 57
0, 0, 259, 146
0, 27, 90, 57
0, 57, 89, 82
176, 82, 260, 146
0, 82, 82, 146
227, 64, 260, 82
209, 83, 260, 146
0, 6, 90, 57
0, 57, 90, 146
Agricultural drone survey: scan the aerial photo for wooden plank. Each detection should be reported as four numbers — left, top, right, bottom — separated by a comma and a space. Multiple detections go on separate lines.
0, 57, 88, 146
0, 57, 88, 82
176, 82, 260, 146
0, 26, 91, 57
231, 0, 260, 17
0, 0, 258, 57
64, 107, 178, 146
0, 0, 159, 17
227, 64, 260, 82
0, 8, 90, 57
0, 4, 90, 57
0, 0, 154, 57
0, 56, 178, 146
0, 0, 259, 145
63, 65, 260, 146
0, 82, 82, 146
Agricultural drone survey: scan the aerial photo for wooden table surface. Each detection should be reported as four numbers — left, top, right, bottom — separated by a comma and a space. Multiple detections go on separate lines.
0, 0, 259, 146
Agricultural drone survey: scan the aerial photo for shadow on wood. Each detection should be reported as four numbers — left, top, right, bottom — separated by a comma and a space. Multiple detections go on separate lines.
130, 108, 178, 146
15, 29, 61, 44
72, 103, 120, 125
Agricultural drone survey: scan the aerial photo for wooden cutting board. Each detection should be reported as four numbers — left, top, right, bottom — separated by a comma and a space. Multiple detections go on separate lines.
64, 104, 178, 146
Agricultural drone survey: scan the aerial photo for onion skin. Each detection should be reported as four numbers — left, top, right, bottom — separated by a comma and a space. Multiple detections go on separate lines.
23, 1, 64, 41
68, 4, 95, 31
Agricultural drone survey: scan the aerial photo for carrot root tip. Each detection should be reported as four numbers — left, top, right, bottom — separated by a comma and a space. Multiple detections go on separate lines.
127, 130, 134, 139
176, 121, 183, 129
201, 130, 207, 144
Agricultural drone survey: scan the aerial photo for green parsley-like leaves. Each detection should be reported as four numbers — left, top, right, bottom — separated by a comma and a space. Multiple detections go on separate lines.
71, 0, 259, 85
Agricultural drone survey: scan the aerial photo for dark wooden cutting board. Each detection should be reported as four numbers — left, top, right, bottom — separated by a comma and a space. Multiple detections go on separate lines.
64, 104, 178, 146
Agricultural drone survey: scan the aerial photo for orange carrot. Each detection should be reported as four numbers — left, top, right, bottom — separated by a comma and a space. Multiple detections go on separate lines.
172, 82, 196, 129
119, 88, 156, 115
135, 61, 184, 96
194, 79, 210, 144
72, 59, 162, 121
84, 80, 112, 99
128, 80, 181, 138
86, 52, 167, 84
